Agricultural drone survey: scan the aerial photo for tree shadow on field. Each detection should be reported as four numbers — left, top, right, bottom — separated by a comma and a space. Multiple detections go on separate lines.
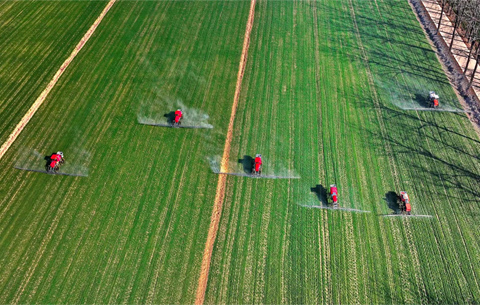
367, 49, 448, 85
164, 111, 176, 125
363, 121, 480, 203
359, 102, 480, 145
311, 184, 328, 206
384, 191, 400, 214
238, 155, 253, 174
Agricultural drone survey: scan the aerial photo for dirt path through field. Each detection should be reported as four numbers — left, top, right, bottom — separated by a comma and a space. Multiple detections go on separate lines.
0, 0, 116, 162
194, 1, 256, 304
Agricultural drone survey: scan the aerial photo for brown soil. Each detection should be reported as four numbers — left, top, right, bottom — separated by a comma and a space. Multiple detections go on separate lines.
194, 1, 257, 304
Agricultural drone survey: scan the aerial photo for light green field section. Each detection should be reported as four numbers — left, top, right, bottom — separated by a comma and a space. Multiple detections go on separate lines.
205, 0, 480, 303
0, 1, 106, 144
0, 1, 248, 303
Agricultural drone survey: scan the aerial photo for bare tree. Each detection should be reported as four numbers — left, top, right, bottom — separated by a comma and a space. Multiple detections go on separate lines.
435, 0, 480, 86
449, 0, 467, 51
437, 0, 447, 32
464, 27, 480, 73
469, 46, 479, 87
466, 1, 480, 84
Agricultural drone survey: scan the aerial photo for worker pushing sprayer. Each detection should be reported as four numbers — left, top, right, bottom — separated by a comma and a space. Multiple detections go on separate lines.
399, 191, 411, 215
252, 154, 262, 175
173, 109, 183, 126
330, 184, 338, 208
428, 91, 439, 108
46, 151, 65, 173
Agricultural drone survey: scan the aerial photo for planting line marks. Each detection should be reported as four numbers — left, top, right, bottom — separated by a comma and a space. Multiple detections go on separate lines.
346, 0, 403, 207
11, 178, 80, 304
347, 1, 421, 299
195, 0, 256, 304
0, 0, 117, 162
311, 4, 333, 303
371, 0, 451, 298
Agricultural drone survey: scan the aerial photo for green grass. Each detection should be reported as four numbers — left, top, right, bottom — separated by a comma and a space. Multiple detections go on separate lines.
204, 0, 480, 303
0, 1, 248, 303
1, 0, 480, 303
0, 1, 106, 145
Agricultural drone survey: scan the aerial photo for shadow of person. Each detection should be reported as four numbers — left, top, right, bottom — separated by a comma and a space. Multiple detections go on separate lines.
44, 153, 53, 162
414, 92, 429, 108
164, 111, 176, 125
384, 191, 400, 214
238, 155, 253, 174
311, 184, 328, 206
44, 153, 55, 171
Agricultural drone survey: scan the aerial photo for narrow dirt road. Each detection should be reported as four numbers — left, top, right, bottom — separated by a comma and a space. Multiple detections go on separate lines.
194, 1, 257, 304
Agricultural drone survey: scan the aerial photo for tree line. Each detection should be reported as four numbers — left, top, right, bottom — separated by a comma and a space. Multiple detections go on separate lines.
437, 0, 480, 87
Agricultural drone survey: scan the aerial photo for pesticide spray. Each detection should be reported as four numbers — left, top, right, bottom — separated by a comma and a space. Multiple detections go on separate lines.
136, 57, 212, 129
15, 148, 89, 177
207, 155, 300, 179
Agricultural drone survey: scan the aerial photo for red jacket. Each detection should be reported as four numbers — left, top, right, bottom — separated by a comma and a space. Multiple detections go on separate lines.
175, 111, 182, 123
254, 157, 262, 171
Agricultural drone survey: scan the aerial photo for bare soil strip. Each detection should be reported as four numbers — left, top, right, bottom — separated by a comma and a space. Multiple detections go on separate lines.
0, 0, 116, 162
194, 1, 256, 304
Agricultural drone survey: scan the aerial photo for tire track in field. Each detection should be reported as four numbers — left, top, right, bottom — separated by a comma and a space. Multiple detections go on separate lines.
5, 1, 115, 302
10, 179, 78, 304
366, 1, 431, 299
346, 0, 417, 301
413, 111, 480, 295
195, 1, 256, 303
0, 0, 116, 162
345, 0, 400, 195
399, 0, 480, 295
355, 0, 421, 298
311, 3, 332, 303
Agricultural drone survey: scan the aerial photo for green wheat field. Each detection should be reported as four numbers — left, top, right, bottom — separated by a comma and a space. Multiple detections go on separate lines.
0, 0, 479, 303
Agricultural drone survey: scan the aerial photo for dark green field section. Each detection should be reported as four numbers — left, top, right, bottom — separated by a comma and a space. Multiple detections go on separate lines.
0, 1, 106, 145
0, 1, 248, 303
205, 0, 480, 304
